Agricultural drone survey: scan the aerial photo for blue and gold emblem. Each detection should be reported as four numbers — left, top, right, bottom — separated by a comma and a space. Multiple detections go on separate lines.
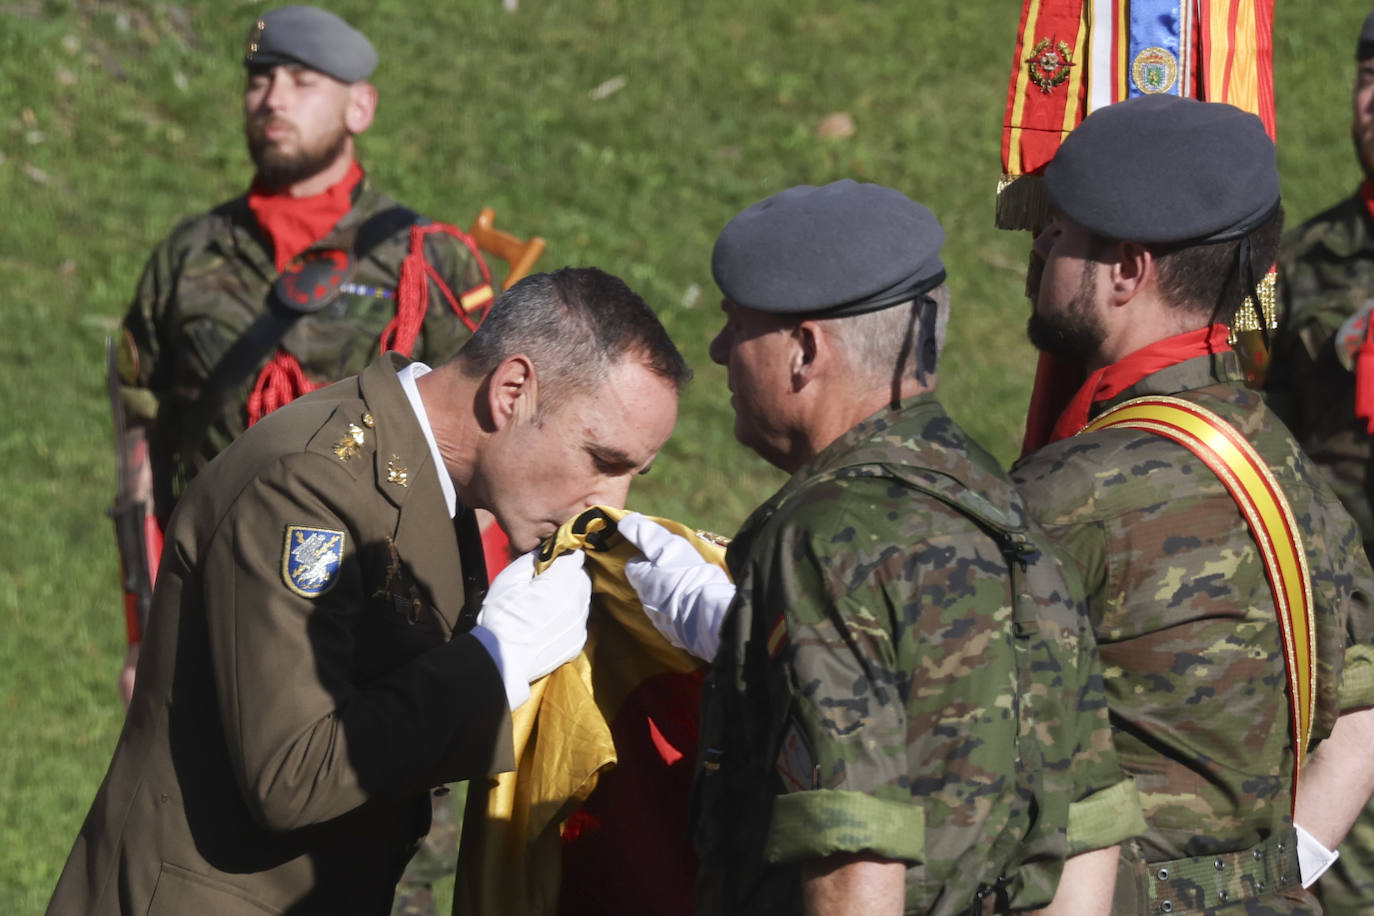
1132, 47, 1179, 95
282, 525, 345, 598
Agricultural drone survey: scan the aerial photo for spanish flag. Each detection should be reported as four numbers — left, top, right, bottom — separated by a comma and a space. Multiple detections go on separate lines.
454, 507, 729, 916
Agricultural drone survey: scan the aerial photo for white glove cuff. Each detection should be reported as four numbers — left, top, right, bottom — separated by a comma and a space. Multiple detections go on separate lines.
686, 581, 735, 661
470, 624, 531, 711
1296, 823, 1340, 888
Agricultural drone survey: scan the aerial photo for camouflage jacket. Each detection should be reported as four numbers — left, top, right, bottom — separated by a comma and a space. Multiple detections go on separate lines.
117, 174, 487, 505
1266, 190, 1374, 557
694, 395, 1139, 916
1013, 353, 1374, 880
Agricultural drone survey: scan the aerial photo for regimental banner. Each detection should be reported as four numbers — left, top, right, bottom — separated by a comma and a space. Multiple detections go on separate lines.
999, 0, 1090, 231
999, 0, 1275, 231
1126, 0, 1190, 98
1197, 0, 1275, 137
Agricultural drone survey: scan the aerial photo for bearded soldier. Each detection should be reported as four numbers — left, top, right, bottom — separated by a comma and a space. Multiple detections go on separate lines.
1013, 94, 1374, 915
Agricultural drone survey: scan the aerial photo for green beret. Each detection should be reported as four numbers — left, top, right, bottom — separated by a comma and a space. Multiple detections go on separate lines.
1359, 9, 1374, 60
1045, 95, 1278, 244
711, 180, 946, 318
244, 5, 377, 83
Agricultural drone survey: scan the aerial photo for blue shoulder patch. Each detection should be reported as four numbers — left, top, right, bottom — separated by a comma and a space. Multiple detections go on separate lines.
281, 525, 346, 598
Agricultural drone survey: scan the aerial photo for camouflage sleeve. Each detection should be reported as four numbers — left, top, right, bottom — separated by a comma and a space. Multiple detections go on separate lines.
1323, 499, 1374, 715
1010, 455, 1112, 631
119, 231, 182, 425
415, 230, 491, 367
1045, 542, 1145, 854
1011, 452, 1145, 853
757, 487, 928, 866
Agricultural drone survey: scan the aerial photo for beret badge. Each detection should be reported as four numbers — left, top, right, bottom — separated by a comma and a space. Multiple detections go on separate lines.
245, 18, 265, 58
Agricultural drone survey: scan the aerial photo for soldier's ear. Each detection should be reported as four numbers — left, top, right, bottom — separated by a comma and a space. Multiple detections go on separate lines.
345, 81, 377, 135
790, 320, 826, 390
1110, 240, 1151, 307
488, 355, 538, 430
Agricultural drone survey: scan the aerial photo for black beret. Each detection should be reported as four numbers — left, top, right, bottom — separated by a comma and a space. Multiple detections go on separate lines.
244, 6, 377, 83
711, 180, 946, 317
1359, 9, 1374, 60
1045, 95, 1278, 244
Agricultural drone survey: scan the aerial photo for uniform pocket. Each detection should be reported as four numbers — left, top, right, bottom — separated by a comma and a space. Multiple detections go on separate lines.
147, 862, 284, 915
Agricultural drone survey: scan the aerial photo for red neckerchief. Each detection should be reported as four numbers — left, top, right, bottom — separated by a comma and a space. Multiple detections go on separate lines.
247, 160, 363, 272
1356, 182, 1374, 434
1020, 324, 1232, 456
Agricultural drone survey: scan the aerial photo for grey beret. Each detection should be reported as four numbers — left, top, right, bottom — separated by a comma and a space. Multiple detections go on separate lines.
1360, 9, 1374, 60
1045, 95, 1278, 244
244, 6, 377, 83
711, 180, 946, 317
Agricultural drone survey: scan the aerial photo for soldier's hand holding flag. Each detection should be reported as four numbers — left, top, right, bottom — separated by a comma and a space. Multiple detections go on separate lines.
618, 512, 734, 661
471, 549, 592, 710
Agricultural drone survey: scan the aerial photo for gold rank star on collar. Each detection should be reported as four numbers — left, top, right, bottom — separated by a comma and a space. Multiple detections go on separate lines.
333, 423, 366, 462
387, 455, 409, 487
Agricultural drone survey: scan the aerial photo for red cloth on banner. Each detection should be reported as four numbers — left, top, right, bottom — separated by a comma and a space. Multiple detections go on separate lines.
1021, 325, 1232, 454
557, 669, 705, 916
480, 520, 514, 581
1001, 0, 1088, 180
247, 160, 363, 272
1353, 180, 1374, 435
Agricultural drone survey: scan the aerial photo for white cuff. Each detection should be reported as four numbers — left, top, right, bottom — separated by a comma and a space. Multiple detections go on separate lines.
1296, 823, 1340, 888
469, 624, 530, 711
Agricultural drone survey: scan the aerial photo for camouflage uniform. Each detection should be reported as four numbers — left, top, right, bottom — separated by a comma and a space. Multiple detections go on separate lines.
1014, 352, 1374, 915
118, 174, 487, 504
695, 395, 1139, 916
1265, 193, 1374, 913
1266, 192, 1374, 556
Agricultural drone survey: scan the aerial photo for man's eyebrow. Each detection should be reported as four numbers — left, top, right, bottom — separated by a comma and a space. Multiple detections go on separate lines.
586, 441, 639, 469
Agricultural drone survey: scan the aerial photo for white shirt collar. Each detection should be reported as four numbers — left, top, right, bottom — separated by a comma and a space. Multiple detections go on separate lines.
395, 361, 457, 519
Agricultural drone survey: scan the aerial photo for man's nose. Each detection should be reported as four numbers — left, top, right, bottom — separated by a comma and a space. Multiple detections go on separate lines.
708, 329, 728, 366
262, 73, 293, 111
588, 476, 634, 512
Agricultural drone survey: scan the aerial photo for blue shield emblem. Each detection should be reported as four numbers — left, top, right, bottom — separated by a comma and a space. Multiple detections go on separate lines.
282, 525, 346, 598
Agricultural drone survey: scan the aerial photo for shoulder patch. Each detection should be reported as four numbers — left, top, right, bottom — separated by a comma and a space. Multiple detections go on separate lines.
776, 714, 818, 793
282, 525, 346, 597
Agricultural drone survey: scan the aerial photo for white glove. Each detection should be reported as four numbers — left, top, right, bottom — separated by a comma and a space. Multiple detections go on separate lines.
1296, 823, 1340, 888
617, 512, 734, 662
470, 549, 591, 710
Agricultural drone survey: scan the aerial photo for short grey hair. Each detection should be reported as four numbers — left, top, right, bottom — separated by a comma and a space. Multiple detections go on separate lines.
822, 283, 951, 388
454, 267, 692, 415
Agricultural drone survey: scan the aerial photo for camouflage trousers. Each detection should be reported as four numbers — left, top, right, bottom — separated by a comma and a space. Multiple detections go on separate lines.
391, 785, 464, 916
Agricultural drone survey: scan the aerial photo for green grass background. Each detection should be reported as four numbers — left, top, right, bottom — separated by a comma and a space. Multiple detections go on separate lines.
0, 0, 1366, 910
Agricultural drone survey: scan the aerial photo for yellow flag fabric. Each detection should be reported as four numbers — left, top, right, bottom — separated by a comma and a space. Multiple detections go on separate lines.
454, 506, 729, 916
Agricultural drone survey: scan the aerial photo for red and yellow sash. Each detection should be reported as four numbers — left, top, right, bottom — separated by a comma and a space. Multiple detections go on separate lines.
1083, 396, 1315, 798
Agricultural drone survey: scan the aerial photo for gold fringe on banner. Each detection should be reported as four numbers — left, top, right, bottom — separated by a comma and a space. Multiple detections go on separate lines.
995, 174, 1052, 232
